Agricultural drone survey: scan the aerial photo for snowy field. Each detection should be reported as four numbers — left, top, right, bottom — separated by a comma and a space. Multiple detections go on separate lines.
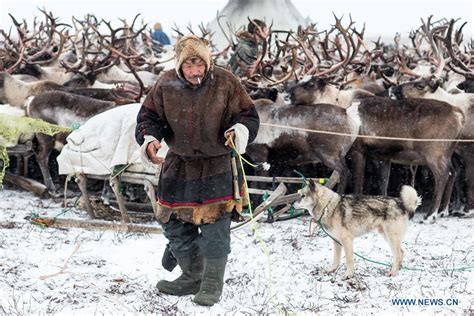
0, 188, 472, 315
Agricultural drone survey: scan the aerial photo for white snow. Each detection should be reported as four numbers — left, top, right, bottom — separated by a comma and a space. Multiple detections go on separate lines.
0, 188, 473, 315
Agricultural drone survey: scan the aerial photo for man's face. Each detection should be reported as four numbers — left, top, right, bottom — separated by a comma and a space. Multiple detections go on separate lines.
181, 57, 206, 85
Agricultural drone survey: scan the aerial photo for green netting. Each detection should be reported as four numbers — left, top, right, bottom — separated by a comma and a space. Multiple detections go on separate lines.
0, 146, 9, 185
0, 114, 72, 185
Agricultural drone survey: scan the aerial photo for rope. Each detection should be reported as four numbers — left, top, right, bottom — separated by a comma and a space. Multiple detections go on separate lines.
237, 153, 259, 168
261, 122, 474, 142
30, 194, 81, 228
229, 137, 285, 314
262, 191, 273, 215
316, 218, 474, 272
228, 137, 473, 274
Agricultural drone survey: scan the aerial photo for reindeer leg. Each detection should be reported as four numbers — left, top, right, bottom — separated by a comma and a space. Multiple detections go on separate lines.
409, 165, 418, 188
34, 133, 57, 193
450, 167, 464, 214
449, 153, 465, 214
378, 160, 391, 196
14, 154, 22, 176
424, 159, 450, 223
245, 144, 270, 207
144, 178, 159, 218
75, 173, 96, 219
101, 180, 111, 205
461, 148, 474, 217
351, 146, 366, 194
110, 175, 131, 223
438, 161, 456, 218
320, 154, 347, 193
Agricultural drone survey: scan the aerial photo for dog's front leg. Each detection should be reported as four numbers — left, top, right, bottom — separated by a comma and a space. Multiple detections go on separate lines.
388, 246, 404, 277
326, 240, 341, 273
342, 238, 355, 279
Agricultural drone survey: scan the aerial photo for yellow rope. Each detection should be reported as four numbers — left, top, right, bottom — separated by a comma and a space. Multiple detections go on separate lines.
229, 137, 285, 314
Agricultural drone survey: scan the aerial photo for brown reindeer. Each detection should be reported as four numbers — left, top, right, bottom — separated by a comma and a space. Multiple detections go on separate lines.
0, 72, 137, 107
390, 77, 474, 217
288, 76, 465, 223
26, 91, 116, 192
247, 98, 361, 194
387, 18, 474, 217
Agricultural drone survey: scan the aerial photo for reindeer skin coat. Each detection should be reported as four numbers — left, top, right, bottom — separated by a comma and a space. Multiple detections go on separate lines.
135, 38, 259, 224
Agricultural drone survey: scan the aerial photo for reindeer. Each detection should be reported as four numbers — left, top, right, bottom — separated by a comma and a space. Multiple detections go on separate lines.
0, 72, 137, 108
26, 91, 116, 192
390, 77, 474, 217
0, 72, 64, 108
247, 98, 361, 195
284, 16, 468, 222
387, 18, 474, 217
287, 76, 374, 108
288, 74, 465, 223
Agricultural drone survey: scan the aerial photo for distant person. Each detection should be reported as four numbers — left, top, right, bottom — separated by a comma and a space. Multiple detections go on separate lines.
152, 22, 171, 45
228, 19, 267, 76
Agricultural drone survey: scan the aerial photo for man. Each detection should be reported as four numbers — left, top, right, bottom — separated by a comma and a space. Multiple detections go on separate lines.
135, 35, 259, 306
152, 22, 171, 45
228, 19, 267, 76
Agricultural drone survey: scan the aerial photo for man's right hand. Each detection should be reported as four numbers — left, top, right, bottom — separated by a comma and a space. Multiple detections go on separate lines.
146, 140, 164, 165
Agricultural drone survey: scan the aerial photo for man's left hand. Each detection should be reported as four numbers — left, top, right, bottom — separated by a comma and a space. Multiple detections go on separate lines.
224, 130, 235, 148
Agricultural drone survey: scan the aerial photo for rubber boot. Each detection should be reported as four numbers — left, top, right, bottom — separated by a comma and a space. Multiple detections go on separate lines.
156, 253, 203, 296
193, 256, 228, 306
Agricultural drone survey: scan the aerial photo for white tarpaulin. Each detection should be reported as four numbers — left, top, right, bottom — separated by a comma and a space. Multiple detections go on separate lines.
57, 103, 164, 176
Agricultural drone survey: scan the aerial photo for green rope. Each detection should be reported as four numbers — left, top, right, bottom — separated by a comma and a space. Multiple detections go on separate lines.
30, 195, 82, 229
316, 218, 474, 272
293, 169, 306, 189
112, 164, 128, 194
293, 169, 328, 188
234, 148, 472, 272
54, 195, 82, 220
71, 122, 81, 130
262, 190, 273, 214
289, 205, 295, 216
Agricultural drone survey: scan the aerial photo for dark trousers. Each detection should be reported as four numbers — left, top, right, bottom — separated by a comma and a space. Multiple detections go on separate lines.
160, 213, 231, 259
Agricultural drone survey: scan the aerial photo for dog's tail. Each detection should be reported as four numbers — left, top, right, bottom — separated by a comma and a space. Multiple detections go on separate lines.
400, 185, 421, 219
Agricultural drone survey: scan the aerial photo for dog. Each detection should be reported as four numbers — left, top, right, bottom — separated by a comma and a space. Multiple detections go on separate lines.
294, 180, 421, 279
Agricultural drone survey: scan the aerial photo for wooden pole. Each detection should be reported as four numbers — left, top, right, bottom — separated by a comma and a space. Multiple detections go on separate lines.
4, 172, 48, 197
27, 217, 162, 234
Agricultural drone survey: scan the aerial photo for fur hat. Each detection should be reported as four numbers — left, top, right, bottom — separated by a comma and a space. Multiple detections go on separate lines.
154, 23, 162, 31
174, 35, 212, 73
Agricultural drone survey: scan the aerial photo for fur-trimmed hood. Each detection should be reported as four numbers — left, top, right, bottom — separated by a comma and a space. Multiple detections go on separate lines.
174, 35, 213, 80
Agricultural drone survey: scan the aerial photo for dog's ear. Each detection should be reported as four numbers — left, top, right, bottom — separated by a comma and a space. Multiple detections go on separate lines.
308, 179, 316, 191
302, 178, 310, 187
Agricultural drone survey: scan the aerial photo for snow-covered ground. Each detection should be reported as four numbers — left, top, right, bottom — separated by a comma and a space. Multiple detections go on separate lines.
0, 188, 472, 315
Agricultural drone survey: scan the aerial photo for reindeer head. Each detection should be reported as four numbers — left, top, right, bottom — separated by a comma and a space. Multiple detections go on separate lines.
286, 76, 333, 105
390, 77, 441, 100
457, 76, 474, 93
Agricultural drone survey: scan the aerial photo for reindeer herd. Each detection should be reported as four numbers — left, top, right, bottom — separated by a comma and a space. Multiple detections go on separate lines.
1, 10, 473, 223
